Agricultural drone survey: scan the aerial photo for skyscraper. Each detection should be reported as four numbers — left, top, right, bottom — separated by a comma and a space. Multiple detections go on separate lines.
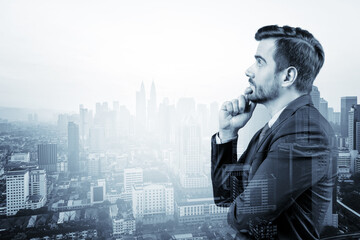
176, 98, 196, 120
113, 101, 120, 111
147, 81, 157, 132
178, 117, 208, 188
179, 117, 201, 175
89, 126, 105, 152
319, 98, 328, 120
79, 104, 92, 145
159, 98, 176, 146
341, 96, 357, 138
118, 105, 132, 137
196, 103, 209, 137
310, 86, 320, 110
328, 107, 334, 124
38, 144, 57, 173
124, 168, 143, 201
68, 122, 79, 173
136, 82, 146, 133
348, 104, 360, 152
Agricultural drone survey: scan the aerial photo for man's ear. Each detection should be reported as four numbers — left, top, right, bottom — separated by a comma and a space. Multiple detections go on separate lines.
281, 66, 298, 87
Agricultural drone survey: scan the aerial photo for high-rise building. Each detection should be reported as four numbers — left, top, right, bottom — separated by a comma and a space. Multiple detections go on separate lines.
348, 104, 360, 152
197, 104, 209, 137
178, 117, 208, 188
38, 144, 57, 173
355, 154, 360, 173
221, 164, 250, 204
89, 126, 105, 152
29, 169, 47, 198
176, 98, 196, 120
341, 96, 357, 137
136, 82, 146, 133
6, 169, 29, 216
179, 117, 201, 175
88, 153, 101, 177
27, 168, 47, 210
310, 86, 320, 110
159, 98, 176, 146
117, 106, 132, 137
6, 168, 47, 216
68, 122, 79, 173
237, 175, 276, 215
113, 101, 120, 111
79, 105, 92, 145
338, 151, 351, 167
147, 81, 158, 132
132, 183, 174, 221
333, 112, 341, 126
328, 107, 334, 124
94, 102, 108, 127
57, 114, 69, 134
319, 98, 328, 120
124, 168, 143, 200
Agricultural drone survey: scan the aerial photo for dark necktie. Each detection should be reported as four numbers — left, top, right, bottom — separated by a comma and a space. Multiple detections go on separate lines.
246, 123, 271, 180
258, 123, 270, 145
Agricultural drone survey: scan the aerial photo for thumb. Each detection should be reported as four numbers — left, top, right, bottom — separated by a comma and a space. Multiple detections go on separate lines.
248, 101, 257, 114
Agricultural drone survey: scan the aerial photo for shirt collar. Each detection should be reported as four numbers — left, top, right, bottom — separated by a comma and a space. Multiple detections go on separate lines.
268, 105, 287, 128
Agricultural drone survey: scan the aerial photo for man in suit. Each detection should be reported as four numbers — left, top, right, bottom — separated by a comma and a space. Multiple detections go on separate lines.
211, 25, 337, 239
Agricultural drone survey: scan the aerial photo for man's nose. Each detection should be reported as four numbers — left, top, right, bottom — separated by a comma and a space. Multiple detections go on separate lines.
245, 66, 255, 79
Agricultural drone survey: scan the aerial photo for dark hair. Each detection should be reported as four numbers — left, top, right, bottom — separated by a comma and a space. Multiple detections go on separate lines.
255, 25, 324, 93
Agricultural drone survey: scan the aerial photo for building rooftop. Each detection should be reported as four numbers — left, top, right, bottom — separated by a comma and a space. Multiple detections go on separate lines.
6, 168, 28, 176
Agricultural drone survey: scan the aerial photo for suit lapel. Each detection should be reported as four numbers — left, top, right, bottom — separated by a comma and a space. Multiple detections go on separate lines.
254, 94, 313, 153
248, 94, 314, 179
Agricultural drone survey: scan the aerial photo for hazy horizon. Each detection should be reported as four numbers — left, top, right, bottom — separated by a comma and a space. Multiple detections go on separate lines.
1, 0, 360, 114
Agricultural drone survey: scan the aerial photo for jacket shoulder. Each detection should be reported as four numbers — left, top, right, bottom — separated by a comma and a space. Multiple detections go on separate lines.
272, 104, 335, 146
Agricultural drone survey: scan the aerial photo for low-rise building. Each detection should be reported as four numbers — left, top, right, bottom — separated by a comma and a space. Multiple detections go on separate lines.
112, 217, 136, 236
176, 197, 228, 224
26, 195, 46, 210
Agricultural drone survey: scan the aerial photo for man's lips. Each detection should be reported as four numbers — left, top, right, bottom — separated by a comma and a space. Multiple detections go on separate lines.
245, 86, 253, 95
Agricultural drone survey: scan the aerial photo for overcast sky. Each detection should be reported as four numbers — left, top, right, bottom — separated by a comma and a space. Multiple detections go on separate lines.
0, 0, 359, 113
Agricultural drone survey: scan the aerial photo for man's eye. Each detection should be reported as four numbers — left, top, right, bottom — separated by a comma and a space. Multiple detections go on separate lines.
257, 59, 263, 66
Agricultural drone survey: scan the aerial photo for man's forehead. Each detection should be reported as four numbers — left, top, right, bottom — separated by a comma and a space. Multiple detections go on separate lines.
255, 38, 276, 59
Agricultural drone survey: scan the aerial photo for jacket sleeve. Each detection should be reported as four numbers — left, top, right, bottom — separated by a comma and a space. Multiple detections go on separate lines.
211, 133, 239, 207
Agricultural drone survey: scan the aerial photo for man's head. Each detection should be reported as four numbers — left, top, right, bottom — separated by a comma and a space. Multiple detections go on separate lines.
245, 25, 324, 103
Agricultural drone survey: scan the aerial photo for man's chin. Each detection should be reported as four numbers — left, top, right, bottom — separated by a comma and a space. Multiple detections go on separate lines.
248, 94, 259, 103
248, 95, 266, 104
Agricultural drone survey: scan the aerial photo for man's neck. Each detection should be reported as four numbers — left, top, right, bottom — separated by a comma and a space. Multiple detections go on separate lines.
263, 91, 304, 117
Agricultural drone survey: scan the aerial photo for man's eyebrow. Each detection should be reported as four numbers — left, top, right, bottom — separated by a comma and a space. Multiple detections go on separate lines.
255, 55, 267, 63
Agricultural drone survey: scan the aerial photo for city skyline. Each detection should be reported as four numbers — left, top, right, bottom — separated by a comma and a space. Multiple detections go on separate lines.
1, 81, 360, 238
0, 81, 348, 126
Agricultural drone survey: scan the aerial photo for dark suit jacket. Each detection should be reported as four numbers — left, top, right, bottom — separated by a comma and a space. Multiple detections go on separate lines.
211, 94, 337, 239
